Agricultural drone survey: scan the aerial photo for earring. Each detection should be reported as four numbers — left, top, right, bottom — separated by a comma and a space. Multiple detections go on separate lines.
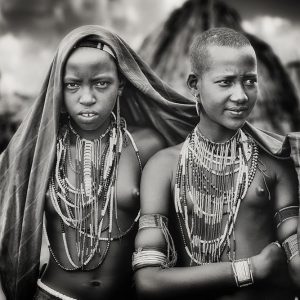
116, 94, 120, 129
195, 101, 200, 116
193, 93, 201, 117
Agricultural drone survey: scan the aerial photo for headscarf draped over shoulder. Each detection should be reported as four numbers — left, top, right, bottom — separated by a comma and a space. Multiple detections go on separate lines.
0, 25, 197, 300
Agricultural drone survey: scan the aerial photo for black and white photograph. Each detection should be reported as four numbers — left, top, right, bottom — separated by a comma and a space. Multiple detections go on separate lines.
0, 1, 300, 299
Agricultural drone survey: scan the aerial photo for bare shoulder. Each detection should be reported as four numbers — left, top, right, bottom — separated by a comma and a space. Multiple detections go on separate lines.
140, 143, 183, 214
142, 143, 183, 183
258, 145, 298, 209
127, 126, 167, 166
258, 146, 297, 180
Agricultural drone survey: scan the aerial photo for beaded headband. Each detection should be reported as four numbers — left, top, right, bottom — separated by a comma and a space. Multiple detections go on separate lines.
74, 39, 116, 60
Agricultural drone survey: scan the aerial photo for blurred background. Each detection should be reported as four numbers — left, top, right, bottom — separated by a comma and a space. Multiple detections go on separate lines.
0, 0, 300, 152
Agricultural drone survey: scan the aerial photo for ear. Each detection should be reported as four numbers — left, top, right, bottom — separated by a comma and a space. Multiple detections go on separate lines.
187, 73, 199, 97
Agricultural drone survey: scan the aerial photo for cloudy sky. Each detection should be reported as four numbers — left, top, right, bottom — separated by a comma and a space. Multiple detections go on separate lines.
0, 0, 299, 97
227, 0, 300, 64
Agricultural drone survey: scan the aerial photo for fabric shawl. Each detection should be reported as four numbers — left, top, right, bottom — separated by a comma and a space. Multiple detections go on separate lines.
0, 24, 199, 300
0, 24, 299, 300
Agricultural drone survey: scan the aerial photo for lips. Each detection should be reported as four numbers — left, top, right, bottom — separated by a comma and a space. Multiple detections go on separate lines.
77, 111, 99, 122
226, 106, 248, 113
78, 111, 98, 117
81, 113, 96, 117
225, 106, 249, 117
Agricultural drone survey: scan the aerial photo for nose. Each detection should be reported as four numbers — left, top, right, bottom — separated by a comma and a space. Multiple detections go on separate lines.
79, 87, 96, 106
229, 83, 248, 103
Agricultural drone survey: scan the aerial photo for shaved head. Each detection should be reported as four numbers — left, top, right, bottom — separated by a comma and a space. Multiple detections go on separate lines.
190, 27, 253, 76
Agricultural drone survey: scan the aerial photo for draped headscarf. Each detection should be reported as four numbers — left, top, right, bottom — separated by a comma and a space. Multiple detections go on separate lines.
0, 25, 198, 300
0, 25, 299, 300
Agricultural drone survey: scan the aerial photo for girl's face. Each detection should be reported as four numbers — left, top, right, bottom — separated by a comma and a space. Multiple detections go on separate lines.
63, 46, 123, 139
189, 45, 258, 142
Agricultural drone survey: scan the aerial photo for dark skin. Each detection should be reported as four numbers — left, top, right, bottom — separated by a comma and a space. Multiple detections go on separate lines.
134, 45, 300, 300
43, 127, 164, 300
40, 47, 166, 300
135, 142, 299, 300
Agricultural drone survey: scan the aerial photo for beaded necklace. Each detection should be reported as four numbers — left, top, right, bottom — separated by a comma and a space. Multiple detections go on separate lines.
174, 127, 258, 265
45, 116, 141, 271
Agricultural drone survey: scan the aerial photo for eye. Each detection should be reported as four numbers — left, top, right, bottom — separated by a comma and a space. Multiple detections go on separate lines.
95, 81, 110, 89
64, 82, 80, 90
244, 78, 257, 87
217, 80, 232, 87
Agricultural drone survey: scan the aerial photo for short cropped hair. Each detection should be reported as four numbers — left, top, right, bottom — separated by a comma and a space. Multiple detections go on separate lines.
190, 27, 252, 75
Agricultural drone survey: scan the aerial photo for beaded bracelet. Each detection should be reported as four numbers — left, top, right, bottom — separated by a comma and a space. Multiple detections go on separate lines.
274, 206, 299, 228
139, 214, 168, 230
132, 249, 167, 271
282, 233, 299, 262
138, 214, 177, 268
231, 258, 254, 287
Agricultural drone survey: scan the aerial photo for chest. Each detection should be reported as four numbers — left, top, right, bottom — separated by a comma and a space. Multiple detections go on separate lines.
174, 157, 274, 217
46, 142, 141, 217
172, 162, 276, 265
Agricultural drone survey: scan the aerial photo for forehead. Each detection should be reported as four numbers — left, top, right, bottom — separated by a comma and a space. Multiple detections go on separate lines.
204, 45, 257, 74
65, 47, 117, 74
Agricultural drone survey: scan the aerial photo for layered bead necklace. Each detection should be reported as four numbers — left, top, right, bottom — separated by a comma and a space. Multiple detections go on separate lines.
45, 116, 141, 271
174, 127, 258, 265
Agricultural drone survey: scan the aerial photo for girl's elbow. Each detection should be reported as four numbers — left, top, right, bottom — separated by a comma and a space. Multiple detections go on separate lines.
134, 268, 161, 299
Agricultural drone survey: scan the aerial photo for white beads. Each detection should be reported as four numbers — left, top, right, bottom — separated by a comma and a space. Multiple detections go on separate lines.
83, 140, 93, 197
174, 128, 258, 265
232, 258, 254, 287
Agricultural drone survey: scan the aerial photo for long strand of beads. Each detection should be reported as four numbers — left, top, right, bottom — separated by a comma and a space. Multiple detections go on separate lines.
174, 127, 258, 265
45, 116, 141, 271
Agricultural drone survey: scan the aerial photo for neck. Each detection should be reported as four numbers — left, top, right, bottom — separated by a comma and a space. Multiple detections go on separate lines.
197, 118, 239, 143
69, 118, 111, 141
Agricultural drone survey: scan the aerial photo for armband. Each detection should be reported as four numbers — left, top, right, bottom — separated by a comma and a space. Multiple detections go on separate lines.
132, 248, 168, 271
231, 258, 254, 287
274, 206, 299, 228
282, 233, 299, 262
139, 214, 168, 230
137, 214, 177, 267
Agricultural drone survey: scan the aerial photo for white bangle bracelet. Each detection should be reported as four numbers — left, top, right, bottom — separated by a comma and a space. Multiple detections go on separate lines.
232, 258, 254, 287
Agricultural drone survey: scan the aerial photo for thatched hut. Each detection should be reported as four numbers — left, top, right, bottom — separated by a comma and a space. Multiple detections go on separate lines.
139, 0, 300, 133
